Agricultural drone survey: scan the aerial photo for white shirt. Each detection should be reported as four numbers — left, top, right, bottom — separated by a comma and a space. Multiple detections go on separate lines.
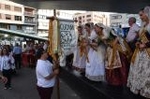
126, 23, 140, 42
36, 60, 55, 88
1, 55, 13, 71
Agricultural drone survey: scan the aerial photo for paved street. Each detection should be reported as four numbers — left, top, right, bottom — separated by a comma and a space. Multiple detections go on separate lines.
0, 67, 81, 99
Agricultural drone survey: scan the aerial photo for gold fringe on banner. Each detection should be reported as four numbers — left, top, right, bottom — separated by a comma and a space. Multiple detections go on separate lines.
48, 17, 60, 60
48, 17, 53, 56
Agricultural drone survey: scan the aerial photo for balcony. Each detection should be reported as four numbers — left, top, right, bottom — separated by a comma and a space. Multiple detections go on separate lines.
24, 21, 37, 25
24, 11, 36, 17
24, 19, 37, 25
23, 30, 37, 34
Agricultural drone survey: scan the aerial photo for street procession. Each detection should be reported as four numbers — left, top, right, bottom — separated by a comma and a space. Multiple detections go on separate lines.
0, 0, 150, 99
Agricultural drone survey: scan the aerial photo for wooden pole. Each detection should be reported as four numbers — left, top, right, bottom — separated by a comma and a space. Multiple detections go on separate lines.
55, 53, 60, 99
54, 9, 60, 99
47, 9, 60, 99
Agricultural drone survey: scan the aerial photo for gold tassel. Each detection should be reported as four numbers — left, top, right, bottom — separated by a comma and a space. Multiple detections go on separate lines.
48, 17, 59, 61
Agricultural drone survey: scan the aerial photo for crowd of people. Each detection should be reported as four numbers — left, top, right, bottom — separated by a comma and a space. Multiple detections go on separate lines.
0, 40, 49, 90
0, 5, 149, 99
71, 6, 150, 98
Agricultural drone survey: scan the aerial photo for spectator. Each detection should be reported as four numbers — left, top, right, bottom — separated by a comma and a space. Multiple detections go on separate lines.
126, 17, 140, 51
13, 43, 22, 69
1, 48, 14, 90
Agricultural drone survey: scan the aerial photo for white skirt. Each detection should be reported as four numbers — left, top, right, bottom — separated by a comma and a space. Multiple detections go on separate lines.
85, 46, 105, 81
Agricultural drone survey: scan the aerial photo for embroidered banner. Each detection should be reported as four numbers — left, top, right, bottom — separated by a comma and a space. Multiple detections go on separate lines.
59, 19, 77, 55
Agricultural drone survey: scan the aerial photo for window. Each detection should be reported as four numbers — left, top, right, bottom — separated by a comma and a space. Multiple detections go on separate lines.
14, 7, 22, 12
5, 5, 11, 10
45, 30, 48, 34
111, 22, 122, 27
15, 16, 22, 21
5, 14, 11, 20
6, 25, 10, 29
86, 15, 91, 17
25, 17, 34, 23
111, 15, 122, 20
0, 24, 10, 29
87, 19, 91, 22
17, 25, 22, 30
26, 26, 34, 32
38, 15, 46, 19
78, 17, 82, 20
79, 21, 82, 24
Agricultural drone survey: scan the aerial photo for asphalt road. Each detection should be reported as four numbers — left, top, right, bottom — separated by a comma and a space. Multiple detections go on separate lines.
0, 67, 81, 99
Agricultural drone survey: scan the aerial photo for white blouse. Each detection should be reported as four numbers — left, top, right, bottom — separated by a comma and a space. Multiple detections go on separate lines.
0, 55, 14, 71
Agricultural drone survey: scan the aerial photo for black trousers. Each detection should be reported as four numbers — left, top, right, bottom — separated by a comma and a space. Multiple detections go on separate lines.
2, 69, 12, 88
14, 54, 21, 69
37, 86, 53, 99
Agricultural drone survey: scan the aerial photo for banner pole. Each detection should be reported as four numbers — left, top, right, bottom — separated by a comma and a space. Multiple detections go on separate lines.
47, 9, 60, 99
54, 9, 60, 99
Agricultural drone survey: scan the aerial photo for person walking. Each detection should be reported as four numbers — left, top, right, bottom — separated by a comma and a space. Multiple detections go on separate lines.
13, 43, 22, 69
1, 48, 14, 89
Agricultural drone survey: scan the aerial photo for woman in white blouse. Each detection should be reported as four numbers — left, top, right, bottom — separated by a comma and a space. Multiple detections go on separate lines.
0, 49, 7, 83
1, 48, 14, 90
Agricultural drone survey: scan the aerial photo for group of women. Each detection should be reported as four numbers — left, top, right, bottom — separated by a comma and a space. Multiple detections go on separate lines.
72, 6, 150, 98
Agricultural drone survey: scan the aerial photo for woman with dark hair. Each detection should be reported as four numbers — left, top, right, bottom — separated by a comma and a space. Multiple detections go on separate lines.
36, 51, 59, 99
1, 48, 14, 89
127, 6, 150, 98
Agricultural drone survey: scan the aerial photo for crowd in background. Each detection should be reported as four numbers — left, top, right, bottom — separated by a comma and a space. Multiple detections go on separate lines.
0, 5, 149, 99
0, 41, 48, 90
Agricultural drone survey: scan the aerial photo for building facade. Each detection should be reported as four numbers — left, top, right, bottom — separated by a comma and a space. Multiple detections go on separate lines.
37, 9, 74, 37
23, 6, 37, 34
110, 13, 141, 28
0, 0, 37, 35
73, 11, 110, 26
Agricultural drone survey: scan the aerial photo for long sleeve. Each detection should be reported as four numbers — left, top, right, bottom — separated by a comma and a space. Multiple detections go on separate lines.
0, 57, 4, 71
